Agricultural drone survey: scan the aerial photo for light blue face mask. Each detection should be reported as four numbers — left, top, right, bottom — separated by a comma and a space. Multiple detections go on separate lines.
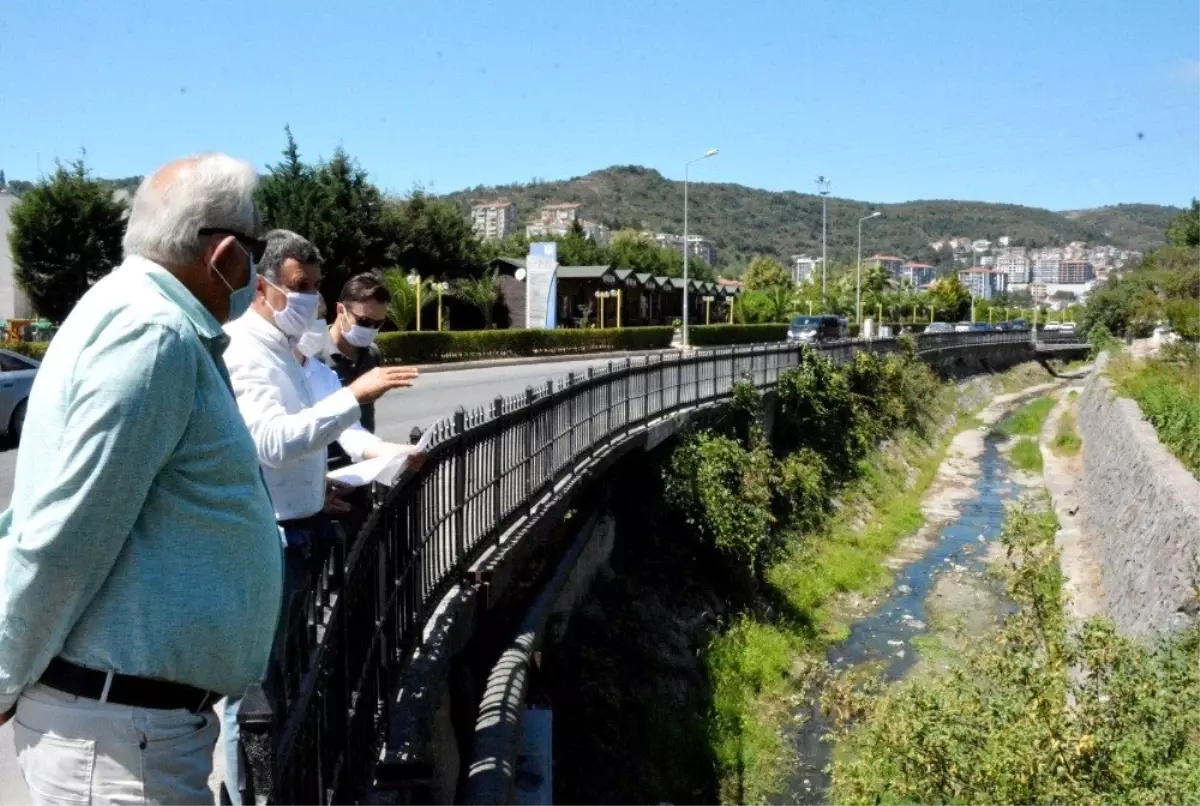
213, 249, 257, 322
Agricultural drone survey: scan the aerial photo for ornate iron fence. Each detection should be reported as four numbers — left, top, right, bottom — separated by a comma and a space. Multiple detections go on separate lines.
236, 329, 1066, 803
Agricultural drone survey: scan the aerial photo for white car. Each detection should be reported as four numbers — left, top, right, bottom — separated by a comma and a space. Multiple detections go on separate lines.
1060, 321, 1076, 332
1044, 322, 1063, 332
0, 348, 39, 442
953, 322, 971, 333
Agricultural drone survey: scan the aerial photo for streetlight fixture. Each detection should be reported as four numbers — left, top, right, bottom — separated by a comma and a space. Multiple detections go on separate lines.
702, 294, 715, 325
856, 211, 881, 327
406, 271, 422, 331
815, 176, 832, 301
683, 148, 719, 349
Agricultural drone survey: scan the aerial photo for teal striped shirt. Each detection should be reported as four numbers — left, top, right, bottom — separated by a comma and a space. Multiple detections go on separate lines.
0, 256, 282, 712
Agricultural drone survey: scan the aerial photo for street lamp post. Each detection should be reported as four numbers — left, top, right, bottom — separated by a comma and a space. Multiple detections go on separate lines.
816, 176, 832, 301
856, 211, 881, 327
435, 281, 449, 331
683, 148, 719, 349
702, 294, 715, 325
407, 271, 422, 331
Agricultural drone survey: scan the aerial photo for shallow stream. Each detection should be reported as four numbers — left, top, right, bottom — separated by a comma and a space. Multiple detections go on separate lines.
780, 435, 1020, 804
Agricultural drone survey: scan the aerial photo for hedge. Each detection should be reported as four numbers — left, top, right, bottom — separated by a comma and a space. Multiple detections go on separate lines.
2, 341, 49, 361
376, 327, 675, 364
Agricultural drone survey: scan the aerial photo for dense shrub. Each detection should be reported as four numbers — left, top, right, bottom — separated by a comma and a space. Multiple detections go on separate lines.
775, 448, 829, 532
2, 341, 49, 361
826, 504, 1200, 806
774, 348, 869, 478
664, 432, 778, 587
688, 323, 788, 346
375, 326, 675, 363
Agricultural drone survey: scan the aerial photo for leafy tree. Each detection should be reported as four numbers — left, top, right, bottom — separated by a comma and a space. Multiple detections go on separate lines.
926, 275, 971, 321
1167, 199, 1199, 248
742, 256, 791, 291
384, 191, 483, 281
453, 266, 500, 328
8, 158, 127, 322
257, 129, 389, 303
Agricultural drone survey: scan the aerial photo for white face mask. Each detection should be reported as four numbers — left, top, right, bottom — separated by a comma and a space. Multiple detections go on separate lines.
296, 320, 330, 358
344, 324, 380, 348
264, 279, 320, 338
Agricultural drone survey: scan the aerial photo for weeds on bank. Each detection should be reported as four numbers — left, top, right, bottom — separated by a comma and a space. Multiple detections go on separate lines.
1009, 437, 1044, 472
1052, 407, 1082, 456
1109, 349, 1200, 477
823, 503, 1200, 806
994, 395, 1056, 437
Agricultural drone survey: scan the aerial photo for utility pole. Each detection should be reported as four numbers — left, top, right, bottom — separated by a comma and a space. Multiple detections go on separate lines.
815, 176, 832, 303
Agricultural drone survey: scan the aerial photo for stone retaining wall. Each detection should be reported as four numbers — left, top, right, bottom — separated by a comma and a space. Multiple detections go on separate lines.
1077, 354, 1200, 635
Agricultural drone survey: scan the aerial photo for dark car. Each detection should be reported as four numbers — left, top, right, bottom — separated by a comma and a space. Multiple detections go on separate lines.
966, 322, 992, 332
1008, 318, 1029, 331
787, 314, 846, 343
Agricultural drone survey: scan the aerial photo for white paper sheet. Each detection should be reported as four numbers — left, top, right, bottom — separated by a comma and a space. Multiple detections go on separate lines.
326, 423, 437, 487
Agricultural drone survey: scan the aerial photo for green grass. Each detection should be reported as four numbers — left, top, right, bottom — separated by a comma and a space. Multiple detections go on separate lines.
1109, 351, 1200, 477
1052, 408, 1082, 457
1009, 437, 1044, 472
994, 395, 1056, 437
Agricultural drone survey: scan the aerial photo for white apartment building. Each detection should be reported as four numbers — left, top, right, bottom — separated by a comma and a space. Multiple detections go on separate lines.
470, 200, 517, 241
526, 217, 612, 246
958, 266, 1008, 300
0, 192, 34, 320
995, 252, 1031, 285
655, 233, 716, 265
792, 254, 818, 283
538, 202, 583, 224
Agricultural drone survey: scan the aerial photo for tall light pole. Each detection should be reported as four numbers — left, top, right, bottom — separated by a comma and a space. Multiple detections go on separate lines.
815, 176, 832, 302
856, 211, 881, 326
683, 148, 718, 349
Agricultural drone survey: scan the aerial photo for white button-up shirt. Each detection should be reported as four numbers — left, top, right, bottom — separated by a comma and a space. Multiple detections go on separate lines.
300, 353, 382, 463
224, 311, 367, 521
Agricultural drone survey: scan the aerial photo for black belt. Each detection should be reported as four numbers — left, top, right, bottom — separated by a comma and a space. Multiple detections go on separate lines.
39, 658, 220, 714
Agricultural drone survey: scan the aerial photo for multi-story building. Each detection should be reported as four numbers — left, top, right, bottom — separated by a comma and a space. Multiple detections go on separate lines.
862, 254, 906, 277
1059, 259, 1094, 285
538, 202, 584, 225
958, 266, 1008, 300
655, 233, 717, 265
792, 254, 818, 283
900, 261, 937, 288
526, 216, 612, 246
0, 191, 34, 320
1032, 257, 1060, 286
470, 200, 517, 241
995, 250, 1031, 285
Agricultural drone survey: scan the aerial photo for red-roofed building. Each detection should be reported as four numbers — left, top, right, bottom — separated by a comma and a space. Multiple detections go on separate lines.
861, 254, 905, 276
900, 261, 937, 288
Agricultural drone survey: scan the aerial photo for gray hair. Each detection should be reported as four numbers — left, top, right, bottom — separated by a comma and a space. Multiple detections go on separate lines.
122, 152, 259, 266
259, 229, 323, 284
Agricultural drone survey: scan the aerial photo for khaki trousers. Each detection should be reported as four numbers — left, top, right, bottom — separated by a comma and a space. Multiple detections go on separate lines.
11, 683, 218, 805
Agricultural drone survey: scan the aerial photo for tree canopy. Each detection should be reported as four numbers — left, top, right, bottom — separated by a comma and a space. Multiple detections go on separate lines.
8, 158, 127, 322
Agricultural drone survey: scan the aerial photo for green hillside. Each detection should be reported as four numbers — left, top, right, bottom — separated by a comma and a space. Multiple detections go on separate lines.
445, 166, 1180, 270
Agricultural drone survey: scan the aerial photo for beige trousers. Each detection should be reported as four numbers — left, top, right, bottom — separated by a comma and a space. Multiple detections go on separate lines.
11, 683, 218, 805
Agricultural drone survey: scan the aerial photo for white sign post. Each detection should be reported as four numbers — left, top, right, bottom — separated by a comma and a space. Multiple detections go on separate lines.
525, 242, 558, 329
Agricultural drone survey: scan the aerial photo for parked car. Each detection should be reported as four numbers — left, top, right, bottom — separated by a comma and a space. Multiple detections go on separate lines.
1060, 321, 1077, 332
925, 322, 955, 334
966, 322, 992, 332
0, 348, 39, 442
953, 322, 972, 332
1008, 318, 1029, 332
1043, 322, 1063, 332
787, 314, 847, 343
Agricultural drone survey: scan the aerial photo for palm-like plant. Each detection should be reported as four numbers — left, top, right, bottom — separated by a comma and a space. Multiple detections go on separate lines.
382, 267, 437, 330
453, 267, 500, 329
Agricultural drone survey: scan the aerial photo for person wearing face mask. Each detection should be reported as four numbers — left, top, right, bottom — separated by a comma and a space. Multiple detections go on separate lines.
0, 154, 282, 803
327, 271, 392, 433
219, 230, 419, 804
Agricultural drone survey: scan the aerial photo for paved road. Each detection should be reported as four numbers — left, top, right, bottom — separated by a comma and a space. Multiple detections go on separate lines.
0, 354, 631, 800
0, 355, 625, 511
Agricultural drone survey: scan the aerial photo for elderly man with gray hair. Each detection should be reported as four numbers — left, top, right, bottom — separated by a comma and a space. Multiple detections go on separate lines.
0, 153, 283, 803
220, 228, 419, 803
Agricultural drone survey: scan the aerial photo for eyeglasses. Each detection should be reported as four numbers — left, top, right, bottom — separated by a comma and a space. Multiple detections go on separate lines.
198, 228, 267, 262
346, 311, 387, 330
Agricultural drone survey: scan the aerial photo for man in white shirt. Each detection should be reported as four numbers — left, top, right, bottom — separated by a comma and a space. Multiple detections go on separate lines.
219, 229, 419, 804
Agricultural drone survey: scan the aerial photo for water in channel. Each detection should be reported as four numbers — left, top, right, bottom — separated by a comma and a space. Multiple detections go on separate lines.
779, 434, 1020, 805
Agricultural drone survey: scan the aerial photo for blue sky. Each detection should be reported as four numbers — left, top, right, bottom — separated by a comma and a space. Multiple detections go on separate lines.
3, 0, 1197, 210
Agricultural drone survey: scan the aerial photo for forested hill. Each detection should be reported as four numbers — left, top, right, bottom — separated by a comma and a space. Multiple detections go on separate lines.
444, 166, 1180, 269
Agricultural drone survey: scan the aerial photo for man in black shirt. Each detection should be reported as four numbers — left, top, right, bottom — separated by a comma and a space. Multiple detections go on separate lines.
326, 272, 389, 432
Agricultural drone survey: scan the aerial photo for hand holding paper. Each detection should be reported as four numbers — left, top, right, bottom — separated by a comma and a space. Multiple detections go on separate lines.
327, 423, 437, 487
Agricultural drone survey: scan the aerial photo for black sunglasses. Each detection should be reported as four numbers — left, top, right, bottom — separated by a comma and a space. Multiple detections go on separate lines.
346, 311, 387, 330
198, 228, 267, 262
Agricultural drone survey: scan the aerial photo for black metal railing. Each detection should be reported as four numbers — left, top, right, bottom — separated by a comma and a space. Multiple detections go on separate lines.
236, 329, 1076, 803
